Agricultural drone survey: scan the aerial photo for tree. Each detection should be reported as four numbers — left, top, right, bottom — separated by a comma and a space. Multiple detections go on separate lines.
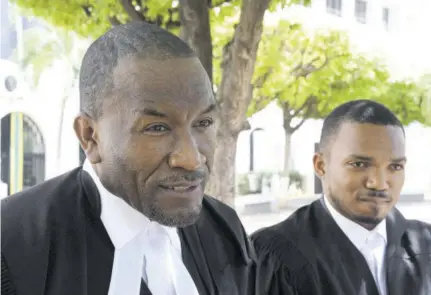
417, 74, 431, 125
18, 25, 87, 173
250, 21, 426, 173
11, 0, 311, 206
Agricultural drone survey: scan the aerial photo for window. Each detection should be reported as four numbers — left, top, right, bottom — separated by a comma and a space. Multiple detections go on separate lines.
326, 0, 342, 16
355, 0, 367, 23
382, 7, 390, 30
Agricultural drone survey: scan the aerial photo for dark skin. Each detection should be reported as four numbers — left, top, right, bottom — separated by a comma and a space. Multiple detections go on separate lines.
74, 56, 217, 227
313, 122, 406, 230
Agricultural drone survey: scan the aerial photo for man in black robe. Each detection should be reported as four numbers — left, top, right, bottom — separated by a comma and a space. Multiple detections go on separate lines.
1, 22, 256, 295
251, 100, 431, 295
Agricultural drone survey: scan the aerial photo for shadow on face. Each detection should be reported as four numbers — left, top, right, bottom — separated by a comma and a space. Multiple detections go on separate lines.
313, 122, 406, 229
75, 56, 217, 227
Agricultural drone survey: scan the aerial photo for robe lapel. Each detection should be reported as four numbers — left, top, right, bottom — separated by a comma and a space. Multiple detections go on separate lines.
314, 199, 380, 295
81, 170, 115, 295
384, 208, 422, 295
179, 226, 214, 295
139, 280, 152, 295
179, 197, 246, 295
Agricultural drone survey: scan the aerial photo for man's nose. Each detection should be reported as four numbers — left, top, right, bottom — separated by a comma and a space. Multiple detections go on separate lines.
366, 168, 389, 191
168, 133, 206, 171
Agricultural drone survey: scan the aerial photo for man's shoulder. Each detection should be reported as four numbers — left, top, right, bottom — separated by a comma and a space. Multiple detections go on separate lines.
1, 168, 82, 246
201, 195, 255, 262
404, 218, 431, 252
250, 204, 315, 265
251, 203, 313, 243
2, 167, 81, 214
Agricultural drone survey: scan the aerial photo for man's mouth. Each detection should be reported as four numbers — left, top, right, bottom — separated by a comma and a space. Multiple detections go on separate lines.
159, 180, 202, 193
159, 185, 198, 192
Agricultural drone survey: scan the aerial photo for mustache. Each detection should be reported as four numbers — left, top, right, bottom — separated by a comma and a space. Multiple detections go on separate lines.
158, 170, 205, 183
362, 190, 389, 199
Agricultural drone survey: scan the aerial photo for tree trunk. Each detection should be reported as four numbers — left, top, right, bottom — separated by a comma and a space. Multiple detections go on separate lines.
207, 126, 239, 206
283, 129, 293, 174
178, 0, 213, 84
282, 102, 294, 174
206, 0, 272, 207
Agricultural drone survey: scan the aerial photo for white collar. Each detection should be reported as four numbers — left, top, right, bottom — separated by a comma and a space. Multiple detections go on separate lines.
324, 196, 387, 250
82, 160, 180, 250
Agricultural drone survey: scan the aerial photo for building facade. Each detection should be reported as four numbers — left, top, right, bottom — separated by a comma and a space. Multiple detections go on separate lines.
0, 2, 80, 197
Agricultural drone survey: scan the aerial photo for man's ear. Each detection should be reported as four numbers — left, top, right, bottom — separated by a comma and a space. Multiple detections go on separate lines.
313, 152, 326, 179
73, 113, 102, 164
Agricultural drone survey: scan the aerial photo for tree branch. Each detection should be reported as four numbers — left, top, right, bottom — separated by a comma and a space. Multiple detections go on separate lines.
289, 96, 318, 133
109, 16, 122, 26
253, 68, 273, 89
210, 0, 233, 8
291, 53, 349, 78
179, 0, 213, 83
82, 6, 92, 17
120, 0, 145, 21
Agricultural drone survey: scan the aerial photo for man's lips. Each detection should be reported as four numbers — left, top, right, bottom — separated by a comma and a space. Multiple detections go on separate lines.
158, 180, 202, 193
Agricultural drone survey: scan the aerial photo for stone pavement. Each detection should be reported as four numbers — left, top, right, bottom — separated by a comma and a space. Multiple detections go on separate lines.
239, 198, 431, 234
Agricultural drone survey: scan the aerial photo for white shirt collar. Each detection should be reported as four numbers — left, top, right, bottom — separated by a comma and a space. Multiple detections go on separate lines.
82, 160, 180, 250
324, 196, 387, 250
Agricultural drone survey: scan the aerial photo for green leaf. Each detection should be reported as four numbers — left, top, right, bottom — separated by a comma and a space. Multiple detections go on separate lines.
250, 20, 427, 129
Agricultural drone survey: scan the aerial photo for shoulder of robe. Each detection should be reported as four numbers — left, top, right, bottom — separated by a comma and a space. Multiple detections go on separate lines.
1, 167, 83, 250
404, 219, 431, 254
201, 195, 256, 263
250, 205, 314, 272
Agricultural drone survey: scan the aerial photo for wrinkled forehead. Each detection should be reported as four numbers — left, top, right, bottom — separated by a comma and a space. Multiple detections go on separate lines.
331, 122, 405, 160
110, 56, 214, 109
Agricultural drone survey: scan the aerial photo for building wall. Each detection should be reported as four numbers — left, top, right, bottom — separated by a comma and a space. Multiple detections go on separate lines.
0, 57, 81, 196
266, 0, 431, 79
0, 87, 80, 181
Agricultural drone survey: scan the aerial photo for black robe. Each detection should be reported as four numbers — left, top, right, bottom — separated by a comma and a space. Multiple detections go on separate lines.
1, 168, 257, 295
251, 198, 431, 295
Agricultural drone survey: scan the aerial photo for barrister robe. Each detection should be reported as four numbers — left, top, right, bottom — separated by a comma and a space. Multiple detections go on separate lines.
1, 167, 257, 295
251, 199, 431, 295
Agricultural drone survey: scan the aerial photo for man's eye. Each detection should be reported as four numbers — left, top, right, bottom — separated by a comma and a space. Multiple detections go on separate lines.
390, 164, 404, 171
350, 161, 368, 168
144, 124, 170, 132
195, 119, 213, 128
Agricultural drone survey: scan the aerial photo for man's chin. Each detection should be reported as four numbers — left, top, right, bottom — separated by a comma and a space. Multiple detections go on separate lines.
151, 204, 203, 228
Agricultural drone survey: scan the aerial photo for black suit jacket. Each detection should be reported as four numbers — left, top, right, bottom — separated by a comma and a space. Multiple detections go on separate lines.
1, 168, 257, 295
251, 199, 431, 295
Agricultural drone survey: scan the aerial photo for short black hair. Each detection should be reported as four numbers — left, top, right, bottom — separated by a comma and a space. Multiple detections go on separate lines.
319, 99, 404, 151
79, 21, 195, 119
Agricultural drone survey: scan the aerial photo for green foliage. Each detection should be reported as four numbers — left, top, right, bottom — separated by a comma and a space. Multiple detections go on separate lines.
372, 80, 427, 125
417, 74, 431, 125
12, 0, 307, 89
250, 20, 426, 128
10, 0, 310, 41
10, 0, 175, 39
17, 25, 87, 88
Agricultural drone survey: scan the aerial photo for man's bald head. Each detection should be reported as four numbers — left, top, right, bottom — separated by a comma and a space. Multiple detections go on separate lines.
79, 21, 195, 119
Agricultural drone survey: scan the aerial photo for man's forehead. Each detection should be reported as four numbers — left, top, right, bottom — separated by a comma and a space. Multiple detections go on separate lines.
107, 56, 214, 113
113, 56, 210, 91
331, 122, 405, 158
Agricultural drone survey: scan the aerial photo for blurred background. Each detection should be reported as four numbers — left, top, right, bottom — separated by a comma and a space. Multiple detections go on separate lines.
1, 0, 430, 232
